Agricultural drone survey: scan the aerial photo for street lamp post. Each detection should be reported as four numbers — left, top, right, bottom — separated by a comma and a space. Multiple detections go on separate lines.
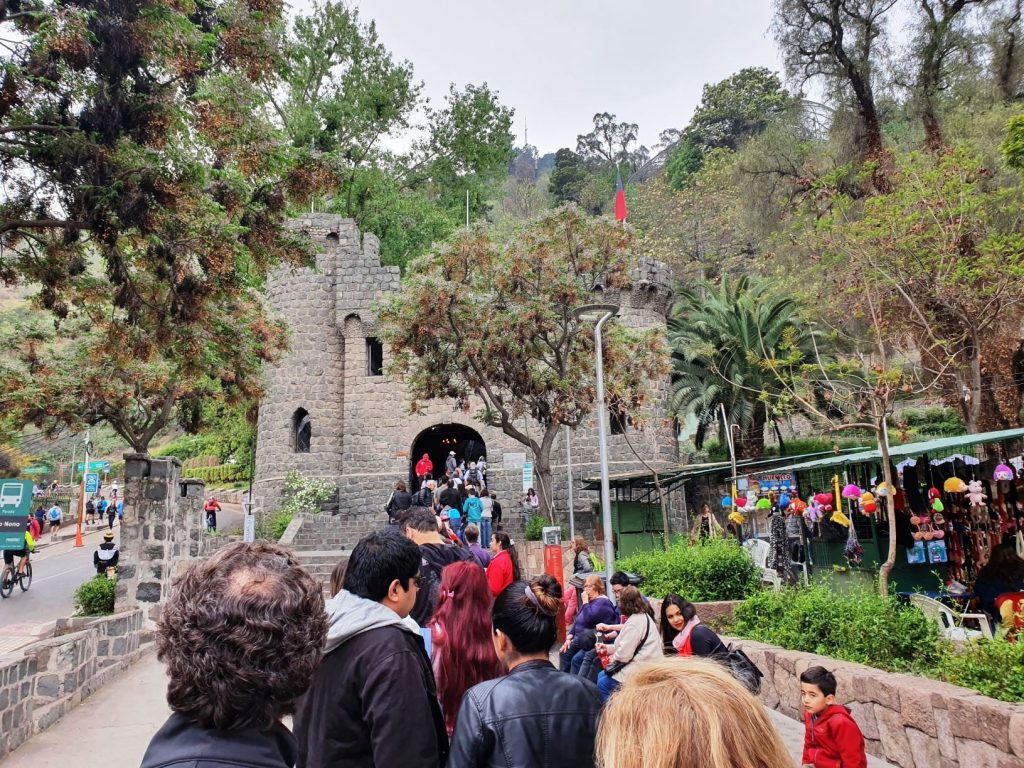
575, 303, 620, 598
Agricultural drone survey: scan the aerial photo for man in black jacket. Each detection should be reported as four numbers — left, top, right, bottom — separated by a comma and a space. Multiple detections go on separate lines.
400, 506, 478, 625
140, 542, 327, 768
294, 529, 447, 768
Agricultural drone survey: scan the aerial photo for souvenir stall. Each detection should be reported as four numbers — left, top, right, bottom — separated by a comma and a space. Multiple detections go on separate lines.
738, 428, 1024, 593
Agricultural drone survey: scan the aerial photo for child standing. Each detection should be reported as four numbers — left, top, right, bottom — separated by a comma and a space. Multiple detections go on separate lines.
800, 666, 867, 768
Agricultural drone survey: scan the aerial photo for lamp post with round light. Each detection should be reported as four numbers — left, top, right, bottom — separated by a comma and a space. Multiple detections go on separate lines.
574, 303, 620, 598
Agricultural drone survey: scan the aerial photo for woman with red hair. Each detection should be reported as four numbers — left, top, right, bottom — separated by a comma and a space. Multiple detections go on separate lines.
429, 560, 503, 735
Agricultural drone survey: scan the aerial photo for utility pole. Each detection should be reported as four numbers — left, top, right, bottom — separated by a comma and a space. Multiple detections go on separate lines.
75, 429, 90, 548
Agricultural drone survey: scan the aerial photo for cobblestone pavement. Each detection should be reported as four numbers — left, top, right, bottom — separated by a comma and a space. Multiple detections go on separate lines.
4, 649, 897, 767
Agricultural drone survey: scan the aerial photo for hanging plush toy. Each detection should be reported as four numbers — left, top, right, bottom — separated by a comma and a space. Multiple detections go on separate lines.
841, 483, 863, 500
861, 491, 877, 514
943, 477, 968, 494
735, 496, 748, 508
967, 480, 987, 507
875, 482, 892, 497
805, 498, 823, 522
778, 493, 791, 510
994, 464, 1015, 482
721, 496, 733, 509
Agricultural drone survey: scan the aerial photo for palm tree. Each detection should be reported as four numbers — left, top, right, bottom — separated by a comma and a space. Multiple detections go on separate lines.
669, 276, 822, 458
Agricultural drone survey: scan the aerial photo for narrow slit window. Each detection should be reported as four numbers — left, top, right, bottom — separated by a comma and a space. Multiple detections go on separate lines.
366, 337, 384, 376
293, 409, 311, 453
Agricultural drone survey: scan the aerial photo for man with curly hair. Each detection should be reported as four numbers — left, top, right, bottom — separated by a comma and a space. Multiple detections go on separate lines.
141, 541, 327, 768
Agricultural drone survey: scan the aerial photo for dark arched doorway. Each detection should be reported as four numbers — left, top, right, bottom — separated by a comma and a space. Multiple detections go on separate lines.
410, 424, 487, 491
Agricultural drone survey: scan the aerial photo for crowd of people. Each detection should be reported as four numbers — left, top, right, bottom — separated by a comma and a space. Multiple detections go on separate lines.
139, 499, 874, 768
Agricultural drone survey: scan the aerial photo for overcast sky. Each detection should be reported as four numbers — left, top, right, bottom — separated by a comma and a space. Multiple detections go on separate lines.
347, 0, 783, 154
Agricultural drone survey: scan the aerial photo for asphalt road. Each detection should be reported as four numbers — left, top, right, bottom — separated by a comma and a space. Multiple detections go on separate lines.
0, 501, 243, 628
0, 524, 108, 626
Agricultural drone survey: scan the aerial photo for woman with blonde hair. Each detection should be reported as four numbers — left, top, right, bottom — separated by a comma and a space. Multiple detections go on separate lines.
596, 656, 792, 768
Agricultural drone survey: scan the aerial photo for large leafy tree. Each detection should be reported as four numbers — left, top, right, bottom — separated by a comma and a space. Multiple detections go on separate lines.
772, 0, 895, 160
379, 206, 669, 518
811, 146, 1024, 434
669, 276, 823, 458
267, 4, 515, 266
576, 112, 649, 172
0, 0, 312, 452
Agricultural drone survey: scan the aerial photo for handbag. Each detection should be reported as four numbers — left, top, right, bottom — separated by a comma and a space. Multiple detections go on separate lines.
605, 618, 652, 678
724, 644, 763, 694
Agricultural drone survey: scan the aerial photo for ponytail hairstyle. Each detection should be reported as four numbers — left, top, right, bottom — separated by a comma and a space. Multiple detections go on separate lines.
492, 531, 521, 582
492, 575, 562, 654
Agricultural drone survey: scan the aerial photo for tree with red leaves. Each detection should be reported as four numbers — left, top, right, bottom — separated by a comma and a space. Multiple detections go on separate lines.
0, 0, 325, 451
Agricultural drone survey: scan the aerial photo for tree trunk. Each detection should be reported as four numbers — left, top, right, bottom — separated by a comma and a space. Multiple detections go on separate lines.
876, 413, 897, 598
533, 458, 556, 524
736, 404, 767, 459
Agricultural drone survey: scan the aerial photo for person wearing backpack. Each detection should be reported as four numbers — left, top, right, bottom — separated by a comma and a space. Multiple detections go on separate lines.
399, 507, 478, 626
47, 503, 62, 542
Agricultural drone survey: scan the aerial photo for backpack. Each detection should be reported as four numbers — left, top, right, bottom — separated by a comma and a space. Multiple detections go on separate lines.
589, 552, 602, 572
25, 531, 35, 552
414, 487, 433, 507
48, 507, 60, 521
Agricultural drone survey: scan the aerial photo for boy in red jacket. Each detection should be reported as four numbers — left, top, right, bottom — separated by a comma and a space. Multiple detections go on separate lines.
800, 666, 867, 768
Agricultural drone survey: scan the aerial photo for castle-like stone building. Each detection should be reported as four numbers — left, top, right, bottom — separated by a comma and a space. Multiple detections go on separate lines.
253, 214, 679, 542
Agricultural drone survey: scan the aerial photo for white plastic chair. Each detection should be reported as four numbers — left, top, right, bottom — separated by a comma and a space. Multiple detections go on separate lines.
909, 593, 994, 642
742, 538, 781, 591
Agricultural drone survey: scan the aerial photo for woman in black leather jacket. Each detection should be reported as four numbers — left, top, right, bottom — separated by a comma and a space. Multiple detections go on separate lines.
447, 575, 603, 768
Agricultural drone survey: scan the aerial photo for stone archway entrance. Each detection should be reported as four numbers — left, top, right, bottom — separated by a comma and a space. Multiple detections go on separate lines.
410, 424, 487, 491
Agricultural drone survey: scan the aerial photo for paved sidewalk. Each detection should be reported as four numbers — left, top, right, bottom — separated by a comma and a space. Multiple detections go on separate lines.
4, 649, 896, 767
5, 652, 169, 768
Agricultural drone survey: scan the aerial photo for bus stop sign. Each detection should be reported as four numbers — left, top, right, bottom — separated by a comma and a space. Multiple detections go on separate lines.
85, 473, 100, 494
0, 479, 32, 549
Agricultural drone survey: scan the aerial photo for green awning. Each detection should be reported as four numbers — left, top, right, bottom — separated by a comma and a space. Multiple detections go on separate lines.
762, 427, 1024, 474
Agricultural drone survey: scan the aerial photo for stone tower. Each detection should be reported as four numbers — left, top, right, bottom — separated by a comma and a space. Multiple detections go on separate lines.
254, 214, 678, 542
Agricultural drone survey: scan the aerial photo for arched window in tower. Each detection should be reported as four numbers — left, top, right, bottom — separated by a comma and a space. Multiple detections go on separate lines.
292, 408, 311, 453
366, 337, 384, 376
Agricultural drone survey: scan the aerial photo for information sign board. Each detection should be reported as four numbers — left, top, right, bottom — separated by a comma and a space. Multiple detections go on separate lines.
0, 479, 32, 549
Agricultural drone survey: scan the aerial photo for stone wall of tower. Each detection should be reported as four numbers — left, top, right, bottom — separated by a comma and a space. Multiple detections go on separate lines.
254, 214, 346, 512
254, 214, 681, 544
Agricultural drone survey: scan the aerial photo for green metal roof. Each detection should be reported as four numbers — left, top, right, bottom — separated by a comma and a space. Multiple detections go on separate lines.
582, 449, 871, 491
764, 427, 1024, 474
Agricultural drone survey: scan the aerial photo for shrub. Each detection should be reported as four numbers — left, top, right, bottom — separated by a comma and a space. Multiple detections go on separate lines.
732, 583, 939, 672
616, 539, 760, 602
936, 638, 1024, 702
255, 471, 337, 542
524, 516, 567, 541
74, 577, 116, 616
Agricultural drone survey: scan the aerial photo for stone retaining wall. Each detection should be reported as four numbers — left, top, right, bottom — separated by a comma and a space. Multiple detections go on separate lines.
728, 637, 1024, 768
0, 609, 147, 759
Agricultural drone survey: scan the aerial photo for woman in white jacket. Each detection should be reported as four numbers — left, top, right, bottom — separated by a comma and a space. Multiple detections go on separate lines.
595, 586, 660, 700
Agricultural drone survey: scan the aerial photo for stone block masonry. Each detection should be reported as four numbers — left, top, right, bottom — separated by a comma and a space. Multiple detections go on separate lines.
0, 609, 146, 760
254, 214, 682, 550
730, 637, 1024, 768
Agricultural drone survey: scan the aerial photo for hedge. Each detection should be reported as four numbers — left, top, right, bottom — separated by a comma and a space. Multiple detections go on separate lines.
181, 463, 250, 484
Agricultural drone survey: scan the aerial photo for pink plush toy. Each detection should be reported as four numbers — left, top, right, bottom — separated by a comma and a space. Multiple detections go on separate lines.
966, 480, 987, 507
805, 498, 823, 522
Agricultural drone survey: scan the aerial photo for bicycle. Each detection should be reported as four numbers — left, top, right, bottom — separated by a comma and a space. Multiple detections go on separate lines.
0, 560, 32, 598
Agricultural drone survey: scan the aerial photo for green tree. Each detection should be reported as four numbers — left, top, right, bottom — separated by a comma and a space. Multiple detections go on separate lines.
268, 6, 515, 266
379, 206, 669, 518
772, 0, 895, 160
687, 67, 793, 152
0, 0, 310, 452
664, 137, 705, 191
814, 145, 1024, 433
548, 148, 588, 204
576, 112, 648, 171
669, 276, 822, 458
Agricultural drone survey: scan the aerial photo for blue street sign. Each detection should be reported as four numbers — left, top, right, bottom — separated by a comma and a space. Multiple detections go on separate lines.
85, 473, 100, 494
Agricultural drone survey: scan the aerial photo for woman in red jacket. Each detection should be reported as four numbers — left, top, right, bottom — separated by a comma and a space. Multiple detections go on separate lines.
486, 532, 521, 597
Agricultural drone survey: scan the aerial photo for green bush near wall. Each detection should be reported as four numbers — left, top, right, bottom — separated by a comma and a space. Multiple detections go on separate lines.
616, 538, 760, 602
74, 577, 116, 616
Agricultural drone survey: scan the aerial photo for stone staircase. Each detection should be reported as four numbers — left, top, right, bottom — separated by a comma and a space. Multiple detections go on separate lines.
284, 513, 372, 592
